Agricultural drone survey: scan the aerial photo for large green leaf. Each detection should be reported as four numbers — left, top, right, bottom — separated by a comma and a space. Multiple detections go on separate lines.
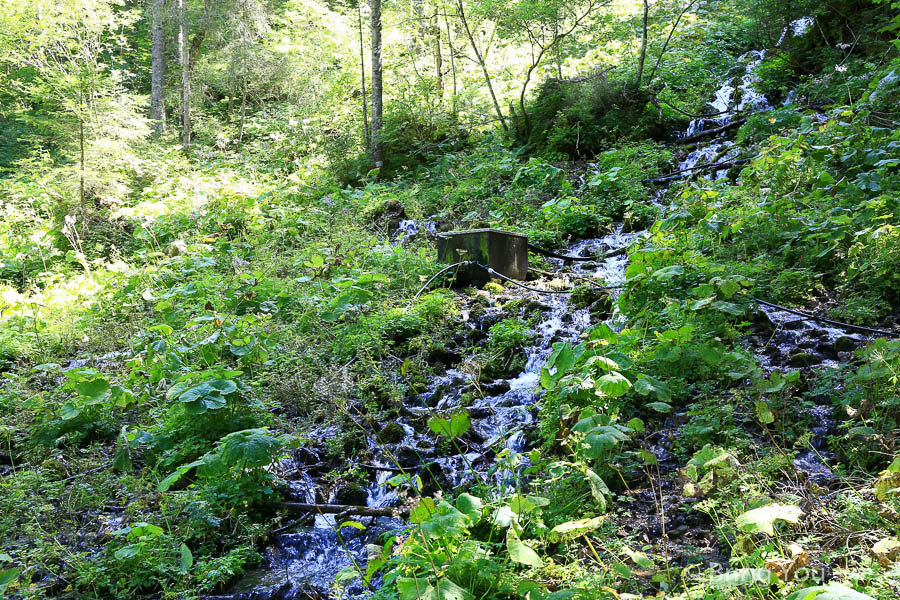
583, 468, 609, 512
595, 372, 631, 397
508, 533, 543, 568
428, 411, 471, 438
0, 569, 19, 594
75, 378, 110, 400
178, 379, 236, 414
633, 374, 671, 402
397, 577, 473, 600
786, 584, 875, 600
455, 493, 483, 521
220, 429, 282, 469
548, 516, 606, 542
711, 568, 777, 589
584, 426, 629, 457
736, 503, 803, 535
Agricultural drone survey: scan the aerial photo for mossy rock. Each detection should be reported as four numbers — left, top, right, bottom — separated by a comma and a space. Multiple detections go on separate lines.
334, 482, 368, 506
376, 422, 407, 444
571, 285, 613, 312
483, 281, 504, 294
789, 351, 821, 368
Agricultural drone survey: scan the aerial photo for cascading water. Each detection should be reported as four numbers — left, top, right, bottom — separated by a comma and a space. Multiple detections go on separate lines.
229, 16, 857, 598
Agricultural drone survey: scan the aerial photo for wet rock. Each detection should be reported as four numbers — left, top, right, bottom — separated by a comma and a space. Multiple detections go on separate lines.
419, 461, 454, 496
789, 351, 821, 368
753, 309, 776, 329
292, 447, 320, 466
834, 335, 861, 353
376, 423, 406, 444
427, 347, 461, 369
571, 285, 612, 312
482, 379, 510, 395
395, 445, 422, 468
371, 199, 406, 233
588, 298, 613, 319
783, 319, 805, 331
334, 482, 367, 506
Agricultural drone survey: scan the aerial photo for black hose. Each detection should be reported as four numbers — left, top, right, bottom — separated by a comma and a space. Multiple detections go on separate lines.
753, 298, 899, 338
527, 242, 625, 262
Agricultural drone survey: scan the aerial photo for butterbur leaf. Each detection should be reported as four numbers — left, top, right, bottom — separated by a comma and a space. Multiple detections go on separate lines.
622, 546, 654, 569
548, 516, 606, 542
127, 522, 163, 539
711, 568, 777, 589
736, 504, 803, 535
493, 505, 516, 527
0, 569, 19, 594
75, 378, 110, 400
220, 429, 282, 469
756, 400, 775, 424
509, 494, 536, 514
786, 584, 875, 600
634, 374, 671, 402
508, 533, 543, 568
59, 402, 81, 420
455, 493, 483, 521
712, 300, 744, 316
409, 497, 437, 524
647, 402, 671, 413
596, 372, 631, 397
584, 468, 609, 512
434, 578, 473, 600
178, 543, 193, 573
397, 577, 433, 600
114, 545, 140, 560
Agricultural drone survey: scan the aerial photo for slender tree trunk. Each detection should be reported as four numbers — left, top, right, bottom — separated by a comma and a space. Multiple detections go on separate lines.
370, 0, 384, 169
227, 78, 234, 118
79, 99, 85, 226
635, 0, 649, 88
175, 0, 191, 149
456, 0, 507, 132
358, 0, 370, 155
237, 77, 247, 151
444, 6, 457, 118
433, 2, 443, 95
150, 0, 166, 134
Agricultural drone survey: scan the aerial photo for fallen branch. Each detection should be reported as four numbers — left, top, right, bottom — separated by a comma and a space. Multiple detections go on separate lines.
359, 462, 410, 473
676, 119, 746, 145
58, 462, 112, 485
643, 158, 751, 183
754, 298, 899, 338
275, 501, 409, 518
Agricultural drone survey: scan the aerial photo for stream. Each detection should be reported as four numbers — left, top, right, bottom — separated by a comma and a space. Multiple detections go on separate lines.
223, 15, 861, 599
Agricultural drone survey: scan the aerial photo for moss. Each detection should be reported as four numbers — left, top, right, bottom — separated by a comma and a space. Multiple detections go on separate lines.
483, 281, 504, 294
376, 422, 407, 444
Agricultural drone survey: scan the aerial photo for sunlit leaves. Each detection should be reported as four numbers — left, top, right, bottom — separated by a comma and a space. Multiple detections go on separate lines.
735, 504, 803, 535
428, 411, 471, 438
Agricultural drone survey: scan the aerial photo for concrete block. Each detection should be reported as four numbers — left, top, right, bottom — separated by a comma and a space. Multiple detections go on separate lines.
436, 229, 528, 285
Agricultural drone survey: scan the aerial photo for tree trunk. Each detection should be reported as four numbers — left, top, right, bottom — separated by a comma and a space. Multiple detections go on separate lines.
275, 502, 409, 518
635, 0, 649, 88
433, 2, 443, 95
237, 77, 247, 151
444, 5, 457, 117
370, 0, 384, 169
358, 0, 371, 155
150, 0, 166, 134
79, 104, 85, 226
175, 0, 190, 149
456, 0, 507, 132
